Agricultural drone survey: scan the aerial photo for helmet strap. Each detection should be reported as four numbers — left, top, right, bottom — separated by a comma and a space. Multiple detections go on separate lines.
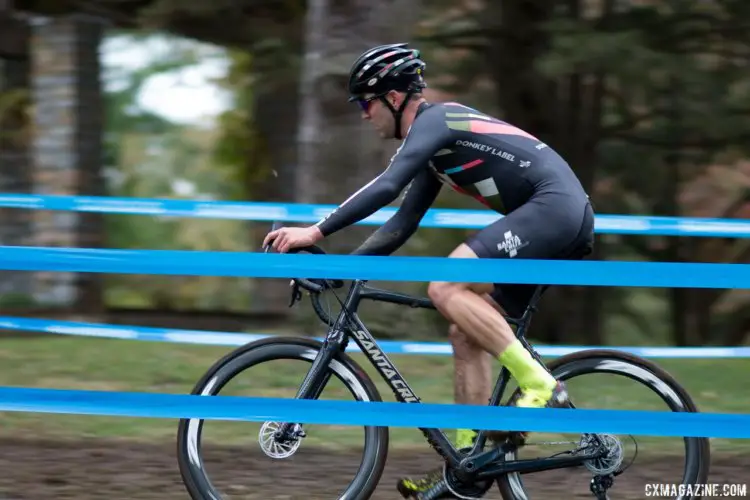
380, 89, 416, 140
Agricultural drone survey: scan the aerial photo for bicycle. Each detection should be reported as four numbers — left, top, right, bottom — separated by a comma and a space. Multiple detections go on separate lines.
176, 240, 710, 500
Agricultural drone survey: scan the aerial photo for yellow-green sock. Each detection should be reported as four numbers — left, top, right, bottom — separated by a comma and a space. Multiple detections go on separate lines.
498, 338, 556, 396
456, 428, 477, 449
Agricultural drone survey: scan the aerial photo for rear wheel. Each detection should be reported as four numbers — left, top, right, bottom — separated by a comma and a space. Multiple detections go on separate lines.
496, 349, 710, 500
176, 336, 390, 499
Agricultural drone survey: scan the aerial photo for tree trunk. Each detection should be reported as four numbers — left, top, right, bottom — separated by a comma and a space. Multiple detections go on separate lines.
491, 1, 556, 143
0, 11, 33, 305
491, 0, 608, 345
571, 0, 616, 347
30, 15, 105, 313
296, 0, 423, 253
294, 0, 424, 334
245, 29, 304, 318
662, 66, 691, 346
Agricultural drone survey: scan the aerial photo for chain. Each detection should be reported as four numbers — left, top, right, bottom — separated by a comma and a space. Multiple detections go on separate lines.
524, 440, 579, 446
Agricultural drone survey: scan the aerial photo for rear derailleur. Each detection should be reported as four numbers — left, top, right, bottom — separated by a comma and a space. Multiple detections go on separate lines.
590, 474, 614, 500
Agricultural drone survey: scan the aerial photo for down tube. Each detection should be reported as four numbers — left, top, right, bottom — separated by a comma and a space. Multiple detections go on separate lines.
346, 315, 462, 464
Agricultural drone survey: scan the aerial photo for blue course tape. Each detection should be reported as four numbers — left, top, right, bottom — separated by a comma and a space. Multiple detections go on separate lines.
2, 316, 749, 359
0, 386, 745, 438
1, 246, 749, 289
1, 193, 749, 237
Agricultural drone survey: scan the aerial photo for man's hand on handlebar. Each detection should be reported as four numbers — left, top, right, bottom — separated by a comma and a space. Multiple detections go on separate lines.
262, 223, 344, 300
263, 225, 324, 253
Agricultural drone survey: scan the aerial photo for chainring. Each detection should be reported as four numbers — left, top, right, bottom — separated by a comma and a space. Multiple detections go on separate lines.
442, 463, 493, 500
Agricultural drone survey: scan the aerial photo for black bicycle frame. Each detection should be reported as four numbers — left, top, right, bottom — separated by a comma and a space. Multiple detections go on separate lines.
290, 279, 603, 477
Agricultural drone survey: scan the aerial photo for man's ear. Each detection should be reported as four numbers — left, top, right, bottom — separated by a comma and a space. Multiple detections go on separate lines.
387, 90, 400, 107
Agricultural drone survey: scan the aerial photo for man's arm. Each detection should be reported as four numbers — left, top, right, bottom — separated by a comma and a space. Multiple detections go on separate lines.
351, 168, 442, 256
314, 105, 450, 237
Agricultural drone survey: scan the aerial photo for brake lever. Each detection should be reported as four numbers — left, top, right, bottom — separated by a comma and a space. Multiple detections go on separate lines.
289, 280, 302, 307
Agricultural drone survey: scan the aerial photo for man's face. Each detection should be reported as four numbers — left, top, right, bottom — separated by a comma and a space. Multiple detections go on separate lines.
357, 91, 399, 139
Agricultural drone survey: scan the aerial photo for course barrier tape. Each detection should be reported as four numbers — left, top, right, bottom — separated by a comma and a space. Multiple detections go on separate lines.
1, 246, 749, 289
1, 193, 749, 237
2, 195, 748, 445
3, 316, 750, 359
0, 385, 747, 438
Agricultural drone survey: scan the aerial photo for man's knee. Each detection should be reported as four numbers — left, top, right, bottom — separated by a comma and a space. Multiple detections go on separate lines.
428, 243, 493, 306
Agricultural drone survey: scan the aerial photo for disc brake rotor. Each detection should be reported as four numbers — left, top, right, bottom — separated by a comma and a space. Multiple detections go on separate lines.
258, 421, 305, 459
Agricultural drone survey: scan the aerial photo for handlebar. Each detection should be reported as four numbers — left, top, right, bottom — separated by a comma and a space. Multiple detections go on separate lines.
283, 245, 345, 326
262, 229, 344, 326
286, 244, 345, 294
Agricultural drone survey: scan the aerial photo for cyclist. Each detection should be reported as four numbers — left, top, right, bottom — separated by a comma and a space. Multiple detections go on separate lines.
263, 43, 595, 499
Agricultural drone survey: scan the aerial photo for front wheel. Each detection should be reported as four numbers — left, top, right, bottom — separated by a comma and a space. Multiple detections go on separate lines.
496, 349, 710, 500
176, 336, 390, 499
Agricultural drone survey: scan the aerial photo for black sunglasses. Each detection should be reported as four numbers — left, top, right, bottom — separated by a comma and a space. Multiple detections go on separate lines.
356, 93, 386, 112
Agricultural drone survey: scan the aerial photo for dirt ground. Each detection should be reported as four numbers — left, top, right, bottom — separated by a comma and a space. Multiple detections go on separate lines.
0, 437, 746, 500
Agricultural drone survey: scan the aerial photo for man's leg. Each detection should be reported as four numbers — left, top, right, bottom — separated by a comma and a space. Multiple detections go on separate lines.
450, 323, 492, 407
428, 243, 559, 408
396, 247, 565, 499
397, 201, 590, 498
448, 295, 497, 449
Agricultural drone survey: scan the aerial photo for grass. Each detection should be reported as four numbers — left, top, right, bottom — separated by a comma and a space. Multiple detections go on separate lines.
0, 334, 747, 457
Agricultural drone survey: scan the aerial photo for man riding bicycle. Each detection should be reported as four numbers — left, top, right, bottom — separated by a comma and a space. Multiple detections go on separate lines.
263, 43, 595, 499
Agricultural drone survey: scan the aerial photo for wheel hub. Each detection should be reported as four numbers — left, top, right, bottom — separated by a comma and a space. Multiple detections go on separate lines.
258, 421, 305, 459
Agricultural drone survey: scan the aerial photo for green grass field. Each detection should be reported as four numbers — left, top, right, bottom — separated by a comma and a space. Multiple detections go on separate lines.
0, 334, 747, 457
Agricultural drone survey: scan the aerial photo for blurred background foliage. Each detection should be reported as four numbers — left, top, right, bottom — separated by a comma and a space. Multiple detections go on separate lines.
1, 0, 749, 347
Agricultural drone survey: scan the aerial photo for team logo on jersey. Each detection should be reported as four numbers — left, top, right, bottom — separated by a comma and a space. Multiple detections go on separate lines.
497, 230, 528, 258
455, 140, 515, 162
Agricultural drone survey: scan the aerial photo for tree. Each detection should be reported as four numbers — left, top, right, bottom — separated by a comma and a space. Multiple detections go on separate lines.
212, 17, 306, 317
293, 0, 431, 335
102, 32, 250, 311
0, 12, 32, 307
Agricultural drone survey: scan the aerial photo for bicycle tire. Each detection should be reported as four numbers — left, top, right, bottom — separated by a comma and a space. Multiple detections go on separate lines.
176, 336, 390, 500
496, 349, 710, 500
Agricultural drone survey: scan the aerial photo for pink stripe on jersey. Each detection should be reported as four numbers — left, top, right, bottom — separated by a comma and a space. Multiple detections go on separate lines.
470, 120, 539, 141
